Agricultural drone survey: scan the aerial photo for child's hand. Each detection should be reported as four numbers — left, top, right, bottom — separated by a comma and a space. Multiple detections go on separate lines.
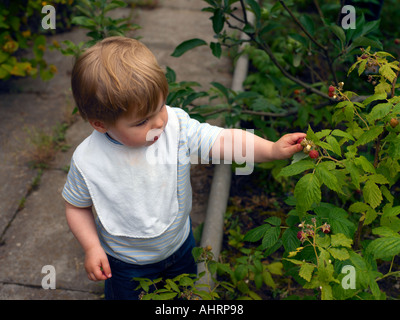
272, 132, 306, 160
84, 246, 112, 281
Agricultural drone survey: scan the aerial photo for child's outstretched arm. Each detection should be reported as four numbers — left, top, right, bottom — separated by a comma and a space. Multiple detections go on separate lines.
211, 129, 306, 162
65, 202, 112, 281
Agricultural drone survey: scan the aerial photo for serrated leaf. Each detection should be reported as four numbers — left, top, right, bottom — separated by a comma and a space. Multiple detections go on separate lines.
326, 135, 341, 156
372, 226, 400, 238
367, 236, 400, 259
244, 224, 270, 242
354, 156, 376, 173
299, 263, 315, 282
261, 226, 280, 249
363, 92, 387, 106
315, 165, 340, 193
331, 129, 355, 141
295, 173, 321, 212
265, 216, 281, 226
327, 247, 350, 261
282, 227, 300, 252
278, 160, 315, 177
331, 233, 353, 248
349, 202, 370, 213
379, 64, 397, 83
354, 126, 383, 147
368, 102, 392, 121
363, 180, 382, 209
382, 206, 400, 218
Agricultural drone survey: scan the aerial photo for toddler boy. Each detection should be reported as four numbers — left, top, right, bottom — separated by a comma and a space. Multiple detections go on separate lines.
62, 36, 305, 299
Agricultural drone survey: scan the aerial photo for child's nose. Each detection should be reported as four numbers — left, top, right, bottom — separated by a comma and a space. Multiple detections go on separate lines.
152, 114, 164, 129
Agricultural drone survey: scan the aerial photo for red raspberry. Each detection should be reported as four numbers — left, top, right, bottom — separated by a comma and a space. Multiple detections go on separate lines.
328, 85, 335, 92
296, 137, 305, 145
321, 223, 331, 234
297, 231, 307, 242
309, 150, 319, 159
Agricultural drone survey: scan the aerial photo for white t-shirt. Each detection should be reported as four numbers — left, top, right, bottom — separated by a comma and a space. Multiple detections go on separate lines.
62, 106, 223, 265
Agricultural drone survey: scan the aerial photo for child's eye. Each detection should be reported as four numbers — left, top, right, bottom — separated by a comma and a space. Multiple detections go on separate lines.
134, 119, 148, 126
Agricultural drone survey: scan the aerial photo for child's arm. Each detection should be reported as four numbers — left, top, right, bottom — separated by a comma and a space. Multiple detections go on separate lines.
211, 128, 306, 162
65, 201, 112, 281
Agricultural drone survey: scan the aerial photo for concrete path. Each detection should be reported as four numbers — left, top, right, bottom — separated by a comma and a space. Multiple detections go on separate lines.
0, 0, 231, 299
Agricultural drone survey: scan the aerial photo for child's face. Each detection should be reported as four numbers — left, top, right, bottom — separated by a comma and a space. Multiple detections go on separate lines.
92, 98, 168, 148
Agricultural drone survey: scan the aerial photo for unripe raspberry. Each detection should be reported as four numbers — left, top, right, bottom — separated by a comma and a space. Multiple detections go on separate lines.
390, 118, 399, 128
309, 150, 319, 159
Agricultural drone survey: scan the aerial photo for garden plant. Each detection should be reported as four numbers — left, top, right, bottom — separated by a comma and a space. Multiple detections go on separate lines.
147, 0, 400, 300
3, 0, 399, 300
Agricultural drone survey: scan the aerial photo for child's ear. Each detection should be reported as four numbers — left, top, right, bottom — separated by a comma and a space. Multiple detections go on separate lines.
89, 119, 108, 133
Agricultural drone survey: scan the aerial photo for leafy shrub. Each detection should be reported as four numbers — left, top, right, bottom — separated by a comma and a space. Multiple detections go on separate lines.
0, 0, 74, 82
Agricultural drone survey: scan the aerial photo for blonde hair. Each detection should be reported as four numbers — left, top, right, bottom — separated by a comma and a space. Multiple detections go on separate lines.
71, 36, 168, 125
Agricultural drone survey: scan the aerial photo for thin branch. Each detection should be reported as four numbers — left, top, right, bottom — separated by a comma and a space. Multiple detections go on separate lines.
278, 0, 338, 85
257, 40, 332, 100
239, 0, 248, 25
279, 0, 326, 51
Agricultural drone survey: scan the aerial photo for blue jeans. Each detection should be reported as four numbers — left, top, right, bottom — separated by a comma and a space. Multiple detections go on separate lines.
104, 229, 197, 300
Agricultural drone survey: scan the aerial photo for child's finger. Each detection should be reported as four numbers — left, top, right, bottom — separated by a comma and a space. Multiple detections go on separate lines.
100, 259, 112, 279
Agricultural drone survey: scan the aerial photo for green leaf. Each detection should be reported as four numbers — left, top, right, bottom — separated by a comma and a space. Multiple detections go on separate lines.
329, 24, 346, 46
261, 226, 280, 249
327, 247, 350, 261
379, 64, 397, 83
367, 236, 400, 259
71, 16, 97, 27
354, 156, 375, 174
382, 206, 400, 218
245, 0, 261, 21
282, 227, 300, 252
210, 42, 222, 58
299, 263, 315, 282
244, 224, 270, 242
211, 8, 225, 34
363, 92, 387, 106
354, 126, 384, 147
171, 39, 207, 57
331, 129, 355, 141
165, 279, 180, 293
368, 102, 392, 122
294, 173, 321, 212
363, 180, 382, 209
278, 160, 315, 177
265, 216, 281, 226
326, 135, 341, 156
315, 165, 341, 193
331, 233, 353, 248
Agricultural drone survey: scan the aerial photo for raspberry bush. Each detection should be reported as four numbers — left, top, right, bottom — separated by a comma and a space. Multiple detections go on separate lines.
270, 47, 400, 299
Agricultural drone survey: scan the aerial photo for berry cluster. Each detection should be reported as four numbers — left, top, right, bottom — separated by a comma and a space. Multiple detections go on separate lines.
296, 218, 330, 244
327, 82, 344, 100
297, 137, 319, 159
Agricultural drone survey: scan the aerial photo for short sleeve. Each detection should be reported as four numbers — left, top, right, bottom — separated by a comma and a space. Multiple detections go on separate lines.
62, 158, 93, 208
174, 107, 224, 162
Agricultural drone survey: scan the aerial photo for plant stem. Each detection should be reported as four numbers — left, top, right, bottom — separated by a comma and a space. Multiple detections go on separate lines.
353, 219, 364, 251
278, 0, 338, 85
